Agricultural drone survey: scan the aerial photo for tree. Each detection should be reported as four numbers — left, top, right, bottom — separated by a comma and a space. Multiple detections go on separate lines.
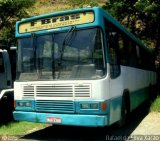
103, 0, 160, 49
0, 0, 36, 46
103, 0, 145, 36
134, 0, 160, 49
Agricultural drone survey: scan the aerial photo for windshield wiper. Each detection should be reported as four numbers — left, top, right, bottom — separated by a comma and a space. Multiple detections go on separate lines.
60, 26, 76, 60
56, 26, 76, 78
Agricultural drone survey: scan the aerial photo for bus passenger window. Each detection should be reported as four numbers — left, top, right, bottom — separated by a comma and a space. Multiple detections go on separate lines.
0, 53, 5, 73
128, 41, 138, 67
107, 31, 120, 79
104, 18, 121, 78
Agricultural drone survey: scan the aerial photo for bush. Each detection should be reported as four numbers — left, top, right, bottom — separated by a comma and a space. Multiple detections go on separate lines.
150, 96, 160, 112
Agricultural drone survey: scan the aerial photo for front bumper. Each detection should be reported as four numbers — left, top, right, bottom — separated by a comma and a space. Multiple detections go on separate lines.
13, 111, 108, 127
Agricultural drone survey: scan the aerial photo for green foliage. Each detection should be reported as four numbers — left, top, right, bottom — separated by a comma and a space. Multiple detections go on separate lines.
103, 0, 160, 48
103, 0, 143, 34
68, 0, 98, 8
0, 0, 36, 45
150, 96, 160, 112
134, 0, 160, 48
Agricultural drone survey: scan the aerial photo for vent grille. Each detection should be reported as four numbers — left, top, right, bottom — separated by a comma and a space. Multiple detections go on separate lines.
75, 85, 91, 97
36, 85, 73, 97
22, 84, 91, 98
35, 100, 74, 113
23, 86, 34, 98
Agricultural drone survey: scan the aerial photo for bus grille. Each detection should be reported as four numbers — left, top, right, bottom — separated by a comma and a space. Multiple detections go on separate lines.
35, 100, 74, 113
22, 84, 91, 98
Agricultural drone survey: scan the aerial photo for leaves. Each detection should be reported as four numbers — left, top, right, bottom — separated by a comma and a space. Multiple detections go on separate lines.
0, 0, 36, 45
103, 0, 160, 48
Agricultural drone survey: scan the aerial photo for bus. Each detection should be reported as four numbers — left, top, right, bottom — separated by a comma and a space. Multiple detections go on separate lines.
13, 7, 157, 127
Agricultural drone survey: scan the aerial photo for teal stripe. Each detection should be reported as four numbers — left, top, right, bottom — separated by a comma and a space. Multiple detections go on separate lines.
130, 87, 149, 111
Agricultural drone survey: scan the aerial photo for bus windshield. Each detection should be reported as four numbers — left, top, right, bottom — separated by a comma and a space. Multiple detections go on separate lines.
16, 28, 106, 81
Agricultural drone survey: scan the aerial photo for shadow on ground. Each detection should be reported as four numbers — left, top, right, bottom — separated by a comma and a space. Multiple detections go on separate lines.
21, 103, 150, 141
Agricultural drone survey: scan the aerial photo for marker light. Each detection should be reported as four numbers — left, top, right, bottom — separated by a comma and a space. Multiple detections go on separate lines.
14, 100, 16, 108
100, 102, 107, 111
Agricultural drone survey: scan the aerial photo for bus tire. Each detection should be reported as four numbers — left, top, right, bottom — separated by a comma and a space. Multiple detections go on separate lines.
1, 92, 14, 123
149, 84, 156, 102
117, 93, 130, 127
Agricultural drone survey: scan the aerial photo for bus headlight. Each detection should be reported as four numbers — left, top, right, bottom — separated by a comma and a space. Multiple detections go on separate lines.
18, 102, 24, 107
81, 103, 90, 109
80, 103, 99, 109
17, 101, 32, 107
90, 103, 99, 109
25, 102, 31, 107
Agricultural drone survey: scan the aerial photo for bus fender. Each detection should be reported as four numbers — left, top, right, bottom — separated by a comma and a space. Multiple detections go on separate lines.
0, 89, 14, 100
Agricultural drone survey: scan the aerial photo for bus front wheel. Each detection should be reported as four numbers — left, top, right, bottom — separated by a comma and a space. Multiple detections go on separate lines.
117, 94, 130, 127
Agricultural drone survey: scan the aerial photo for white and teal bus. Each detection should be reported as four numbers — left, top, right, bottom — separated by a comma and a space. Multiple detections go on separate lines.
13, 7, 156, 127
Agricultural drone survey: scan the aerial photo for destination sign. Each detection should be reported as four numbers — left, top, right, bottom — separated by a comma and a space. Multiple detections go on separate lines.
19, 11, 94, 33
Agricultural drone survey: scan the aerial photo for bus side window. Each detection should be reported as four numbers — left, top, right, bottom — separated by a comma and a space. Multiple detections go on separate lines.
0, 52, 5, 73
104, 18, 120, 79
107, 31, 120, 79
128, 41, 138, 67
